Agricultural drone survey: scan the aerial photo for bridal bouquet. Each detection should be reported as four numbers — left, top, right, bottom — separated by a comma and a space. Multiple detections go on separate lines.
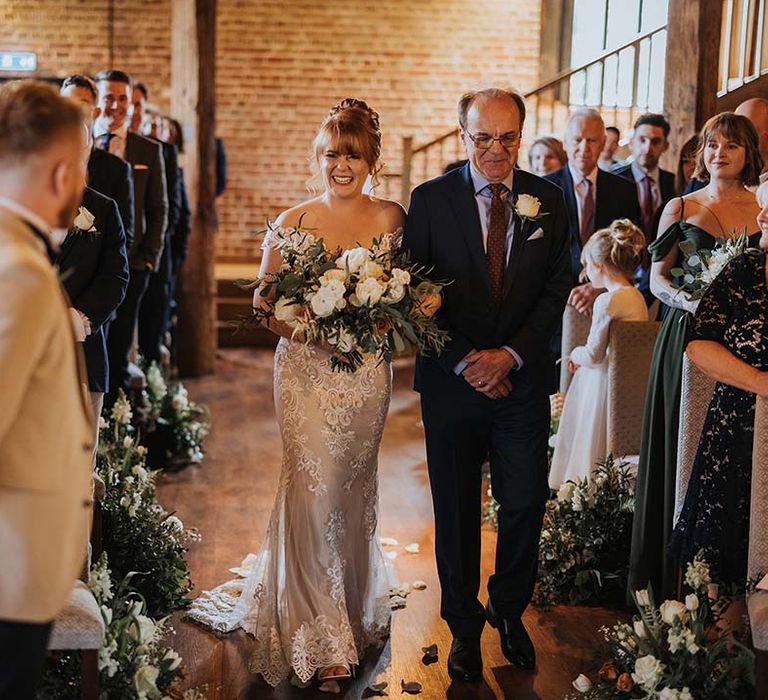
242, 222, 449, 372
568, 553, 755, 700
671, 229, 750, 302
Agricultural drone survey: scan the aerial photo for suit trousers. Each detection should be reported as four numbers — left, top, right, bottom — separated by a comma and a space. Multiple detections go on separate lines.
106, 267, 150, 405
138, 238, 172, 364
420, 363, 550, 638
0, 619, 52, 699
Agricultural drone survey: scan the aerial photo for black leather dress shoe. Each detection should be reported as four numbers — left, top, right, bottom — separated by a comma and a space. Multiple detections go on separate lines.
447, 636, 483, 682
486, 602, 536, 670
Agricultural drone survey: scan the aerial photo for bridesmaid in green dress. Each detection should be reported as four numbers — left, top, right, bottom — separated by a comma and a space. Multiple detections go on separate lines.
629, 112, 763, 599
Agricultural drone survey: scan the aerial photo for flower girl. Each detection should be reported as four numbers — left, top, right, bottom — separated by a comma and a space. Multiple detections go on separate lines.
549, 220, 648, 489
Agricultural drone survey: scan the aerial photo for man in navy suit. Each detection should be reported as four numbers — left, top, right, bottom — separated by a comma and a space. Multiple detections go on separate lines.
612, 113, 676, 304
545, 108, 641, 316
60, 75, 134, 250
403, 88, 571, 682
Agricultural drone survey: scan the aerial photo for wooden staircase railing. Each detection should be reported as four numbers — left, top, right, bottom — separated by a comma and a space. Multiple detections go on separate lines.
391, 23, 668, 203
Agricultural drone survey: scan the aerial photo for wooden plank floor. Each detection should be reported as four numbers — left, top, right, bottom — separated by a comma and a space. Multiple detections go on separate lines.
157, 349, 625, 700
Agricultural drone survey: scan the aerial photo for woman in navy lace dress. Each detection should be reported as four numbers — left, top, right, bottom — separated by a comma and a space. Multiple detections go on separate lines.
669, 181, 768, 588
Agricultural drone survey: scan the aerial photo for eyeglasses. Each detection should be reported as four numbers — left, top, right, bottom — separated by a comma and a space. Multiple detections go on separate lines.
466, 131, 520, 150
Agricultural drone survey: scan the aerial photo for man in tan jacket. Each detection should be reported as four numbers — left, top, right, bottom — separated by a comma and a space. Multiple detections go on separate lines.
0, 81, 95, 699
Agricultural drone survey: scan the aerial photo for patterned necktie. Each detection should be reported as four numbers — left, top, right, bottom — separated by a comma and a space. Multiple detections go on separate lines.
640, 175, 655, 236
578, 177, 594, 246
95, 132, 114, 152
487, 182, 509, 304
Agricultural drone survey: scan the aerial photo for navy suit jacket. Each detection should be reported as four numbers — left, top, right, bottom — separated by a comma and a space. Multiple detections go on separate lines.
87, 147, 135, 249
57, 187, 129, 392
402, 163, 572, 394
612, 162, 677, 244
544, 165, 642, 282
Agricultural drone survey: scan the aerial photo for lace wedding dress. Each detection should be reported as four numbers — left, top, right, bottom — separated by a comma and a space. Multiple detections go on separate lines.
188, 234, 395, 686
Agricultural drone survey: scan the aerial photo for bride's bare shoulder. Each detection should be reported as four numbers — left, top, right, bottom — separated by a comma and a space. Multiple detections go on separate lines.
273, 198, 324, 229
366, 196, 406, 231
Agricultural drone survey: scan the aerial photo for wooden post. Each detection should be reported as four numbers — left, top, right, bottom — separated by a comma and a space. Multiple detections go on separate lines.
401, 136, 413, 208
171, 0, 217, 376
663, 0, 723, 169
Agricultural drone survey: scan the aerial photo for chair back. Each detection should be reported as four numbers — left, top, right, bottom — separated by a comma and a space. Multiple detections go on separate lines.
606, 321, 660, 456
559, 305, 591, 393
674, 354, 716, 526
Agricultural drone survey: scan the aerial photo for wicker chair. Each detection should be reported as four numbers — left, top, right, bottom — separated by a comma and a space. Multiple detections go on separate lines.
559, 304, 591, 393
673, 354, 717, 526
748, 396, 768, 700
47, 580, 104, 700
606, 320, 660, 457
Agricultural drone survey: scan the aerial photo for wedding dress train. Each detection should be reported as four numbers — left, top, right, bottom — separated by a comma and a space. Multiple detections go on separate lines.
188, 337, 394, 685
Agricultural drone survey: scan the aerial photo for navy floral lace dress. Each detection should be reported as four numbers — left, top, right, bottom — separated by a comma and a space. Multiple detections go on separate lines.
669, 249, 768, 587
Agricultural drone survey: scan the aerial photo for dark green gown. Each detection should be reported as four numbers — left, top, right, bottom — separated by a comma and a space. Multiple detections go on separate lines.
628, 220, 761, 599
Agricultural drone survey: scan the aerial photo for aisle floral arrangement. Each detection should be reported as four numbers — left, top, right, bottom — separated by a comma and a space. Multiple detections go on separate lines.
567, 553, 755, 699
99, 391, 198, 618
672, 229, 750, 301
241, 221, 449, 372
133, 363, 210, 471
534, 456, 635, 608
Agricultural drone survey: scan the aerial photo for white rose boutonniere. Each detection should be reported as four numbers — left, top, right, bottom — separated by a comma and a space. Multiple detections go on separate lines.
72, 206, 99, 235
514, 193, 547, 223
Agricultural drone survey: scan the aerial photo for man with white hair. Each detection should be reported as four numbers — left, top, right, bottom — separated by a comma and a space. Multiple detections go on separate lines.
545, 108, 641, 316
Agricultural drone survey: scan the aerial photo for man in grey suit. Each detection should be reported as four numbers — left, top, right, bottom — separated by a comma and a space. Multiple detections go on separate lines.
94, 70, 168, 403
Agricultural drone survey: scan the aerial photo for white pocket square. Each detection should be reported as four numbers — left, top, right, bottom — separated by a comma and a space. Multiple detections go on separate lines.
527, 227, 545, 241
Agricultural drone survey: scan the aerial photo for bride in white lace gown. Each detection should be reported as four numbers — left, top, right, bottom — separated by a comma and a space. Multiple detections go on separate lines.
188, 99, 406, 687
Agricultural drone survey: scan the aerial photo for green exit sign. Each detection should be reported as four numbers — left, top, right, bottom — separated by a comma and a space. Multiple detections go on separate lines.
0, 52, 37, 72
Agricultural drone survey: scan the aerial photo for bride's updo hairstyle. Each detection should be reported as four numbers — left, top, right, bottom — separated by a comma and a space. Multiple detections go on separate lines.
693, 112, 762, 187
309, 98, 383, 190
580, 219, 646, 281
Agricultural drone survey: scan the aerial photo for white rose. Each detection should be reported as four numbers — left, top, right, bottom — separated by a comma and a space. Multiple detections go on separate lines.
659, 688, 680, 700
320, 278, 347, 301
134, 664, 160, 696
632, 655, 664, 691
355, 277, 385, 306
360, 259, 385, 280
660, 599, 688, 625
390, 268, 411, 285
571, 673, 592, 693
73, 206, 96, 231
310, 289, 337, 317
382, 280, 406, 304
685, 594, 699, 612
516, 193, 541, 219
635, 589, 651, 607
320, 268, 347, 284
129, 614, 156, 645
557, 482, 576, 503
633, 619, 646, 638
336, 246, 371, 273
274, 298, 299, 323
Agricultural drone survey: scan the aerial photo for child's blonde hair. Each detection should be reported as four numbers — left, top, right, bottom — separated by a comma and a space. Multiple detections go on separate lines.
580, 219, 646, 282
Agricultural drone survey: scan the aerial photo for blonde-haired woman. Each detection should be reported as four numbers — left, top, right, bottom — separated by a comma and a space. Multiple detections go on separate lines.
549, 220, 648, 489
189, 99, 405, 687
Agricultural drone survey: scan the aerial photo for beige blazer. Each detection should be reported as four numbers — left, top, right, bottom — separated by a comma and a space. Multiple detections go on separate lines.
0, 207, 94, 623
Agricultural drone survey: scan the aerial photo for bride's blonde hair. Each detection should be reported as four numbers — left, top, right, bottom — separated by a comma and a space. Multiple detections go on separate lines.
580, 219, 645, 282
308, 98, 384, 192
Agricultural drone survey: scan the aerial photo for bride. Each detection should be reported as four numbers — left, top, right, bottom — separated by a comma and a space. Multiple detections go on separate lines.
188, 99, 405, 686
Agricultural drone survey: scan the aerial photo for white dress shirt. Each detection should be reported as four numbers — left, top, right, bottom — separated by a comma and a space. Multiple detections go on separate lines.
568, 162, 598, 233
93, 121, 128, 160
630, 160, 661, 212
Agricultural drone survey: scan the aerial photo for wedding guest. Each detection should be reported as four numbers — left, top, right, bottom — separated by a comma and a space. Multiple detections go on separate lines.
60, 74, 135, 249
549, 220, 648, 489
598, 125, 620, 171
165, 118, 191, 322
675, 135, 698, 195
629, 112, 762, 600
55, 119, 129, 435
131, 81, 180, 364
613, 114, 676, 303
669, 179, 768, 592
94, 70, 168, 403
685, 98, 768, 194
545, 108, 641, 316
0, 80, 94, 699
527, 136, 567, 177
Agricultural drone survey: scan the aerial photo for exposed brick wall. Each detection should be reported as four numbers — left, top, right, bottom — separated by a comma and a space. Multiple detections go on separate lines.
0, 0, 542, 263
